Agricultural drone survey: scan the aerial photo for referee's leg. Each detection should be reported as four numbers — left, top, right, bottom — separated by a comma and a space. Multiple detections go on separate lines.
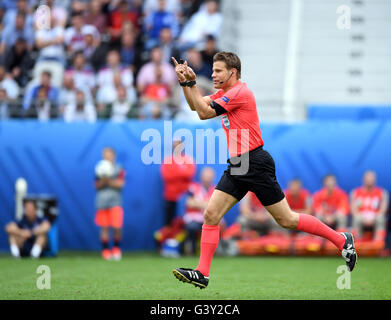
203, 189, 239, 225
195, 189, 238, 276
265, 197, 346, 251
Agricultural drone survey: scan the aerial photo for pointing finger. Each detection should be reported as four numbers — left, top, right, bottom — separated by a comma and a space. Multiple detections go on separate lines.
171, 57, 179, 66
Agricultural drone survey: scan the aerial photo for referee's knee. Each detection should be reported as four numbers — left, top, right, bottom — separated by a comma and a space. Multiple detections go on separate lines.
275, 214, 298, 229
203, 208, 220, 226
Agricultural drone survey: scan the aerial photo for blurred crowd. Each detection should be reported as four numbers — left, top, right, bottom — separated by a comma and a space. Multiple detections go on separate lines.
0, 0, 222, 122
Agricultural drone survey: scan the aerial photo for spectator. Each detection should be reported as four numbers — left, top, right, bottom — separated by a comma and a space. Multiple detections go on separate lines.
0, 88, 11, 119
159, 27, 180, 63
65, 13, 99, 55
183, 167, 215, 255
58, 73, 77, 115
58, 73, 91, 115
84, 0, 108, 34
200, 34, 218, 76
2, 0, 33, 33
180, 0, 204, 21
23, 70, 59, 111
350, 170, 389, 242
143, 0, 182, 17
0, 65, 20, 100
119, 30, 136, 68
63, 89, 96, 122
238, 192, 278, 235
178, 0, 222, 50
109, 0, 139, 41
44, 0, 68, 27
3, 38, 34, 87
161, 139, 196, 227
4, 199, 51, 258
34, 14, 65, 63
139, 65, 172, 119
99, 85, 136, 121
66, 52, 96, 92
312, 174, 349, 232
70, 0, 87, 16
185, 47, 211, 79
25, 86, 57, 121
143, 0, 179, 50
82, 26, 102, 63
97, 49, 134, 89
284, 178, 312, 214
94, 147, 126, 260
0, 12, 34, 54
96, 72, 124, 109
136, 46, 176, 94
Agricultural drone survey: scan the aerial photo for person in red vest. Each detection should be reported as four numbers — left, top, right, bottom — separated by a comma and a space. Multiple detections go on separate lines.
350, 170, 389, 242
284, 178, 311, 214
183, 167, 215, 255
161, 139, 196, 227
312, 174, 349, 232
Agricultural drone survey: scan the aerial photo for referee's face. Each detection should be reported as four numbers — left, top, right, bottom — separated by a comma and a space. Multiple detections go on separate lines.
212, 61, 231, 89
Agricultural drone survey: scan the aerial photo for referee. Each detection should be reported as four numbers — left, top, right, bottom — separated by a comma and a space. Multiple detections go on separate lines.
171, 52, 357, 289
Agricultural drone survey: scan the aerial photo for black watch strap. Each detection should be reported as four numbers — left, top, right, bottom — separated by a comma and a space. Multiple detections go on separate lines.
187, 80, 196, 87
179, 81, 187, 87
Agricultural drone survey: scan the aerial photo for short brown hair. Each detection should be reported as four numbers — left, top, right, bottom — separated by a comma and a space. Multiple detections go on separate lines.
213, 51, 241, 79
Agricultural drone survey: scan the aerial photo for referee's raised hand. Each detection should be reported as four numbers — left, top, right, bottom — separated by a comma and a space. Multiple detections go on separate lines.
171, 57, 187, 83
172, 57, 197, 82
183, 60, 196, 81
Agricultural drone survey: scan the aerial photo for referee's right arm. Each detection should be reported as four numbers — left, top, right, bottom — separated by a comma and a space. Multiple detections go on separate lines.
172, 57, 216, 119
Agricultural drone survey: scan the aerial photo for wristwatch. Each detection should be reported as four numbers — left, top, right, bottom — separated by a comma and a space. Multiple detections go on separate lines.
187, 80, 196, 87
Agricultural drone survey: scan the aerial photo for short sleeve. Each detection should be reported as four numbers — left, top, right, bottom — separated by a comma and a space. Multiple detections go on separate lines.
211, 83, 247, 113
209, 90, 224, 101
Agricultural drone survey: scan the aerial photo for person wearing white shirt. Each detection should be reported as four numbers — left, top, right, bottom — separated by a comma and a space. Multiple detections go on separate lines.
110, 86, 134, 122
64, 14, 99, 54
178, 0, 222, 50
64, 90, 96, 122
35, 15, 65, 63
97, 50, 133, 89
66, 52, 96, 91
0, 65, 20, 100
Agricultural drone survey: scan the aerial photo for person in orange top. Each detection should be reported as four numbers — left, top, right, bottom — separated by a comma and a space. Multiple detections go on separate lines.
312, 174, 349, 232
284, 178, 311, 214
350, 170, 389, 241
161, 139, 196, 227
94, 147, 126, 260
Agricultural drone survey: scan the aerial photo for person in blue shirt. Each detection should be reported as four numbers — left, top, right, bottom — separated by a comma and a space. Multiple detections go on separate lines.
5, 200, 51, 258
143, 0, 179, 50
23, 70, 59, 112
0, 12, 34, 54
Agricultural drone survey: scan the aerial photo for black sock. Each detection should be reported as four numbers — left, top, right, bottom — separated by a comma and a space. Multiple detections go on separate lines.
101, 240, 109, 250
114, 238, 121, 248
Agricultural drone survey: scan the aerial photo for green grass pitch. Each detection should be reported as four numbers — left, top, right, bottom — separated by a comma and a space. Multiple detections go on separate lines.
0, 252, 390, 300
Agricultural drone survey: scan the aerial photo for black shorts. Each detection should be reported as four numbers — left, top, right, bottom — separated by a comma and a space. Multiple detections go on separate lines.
215, 146, 285, 206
